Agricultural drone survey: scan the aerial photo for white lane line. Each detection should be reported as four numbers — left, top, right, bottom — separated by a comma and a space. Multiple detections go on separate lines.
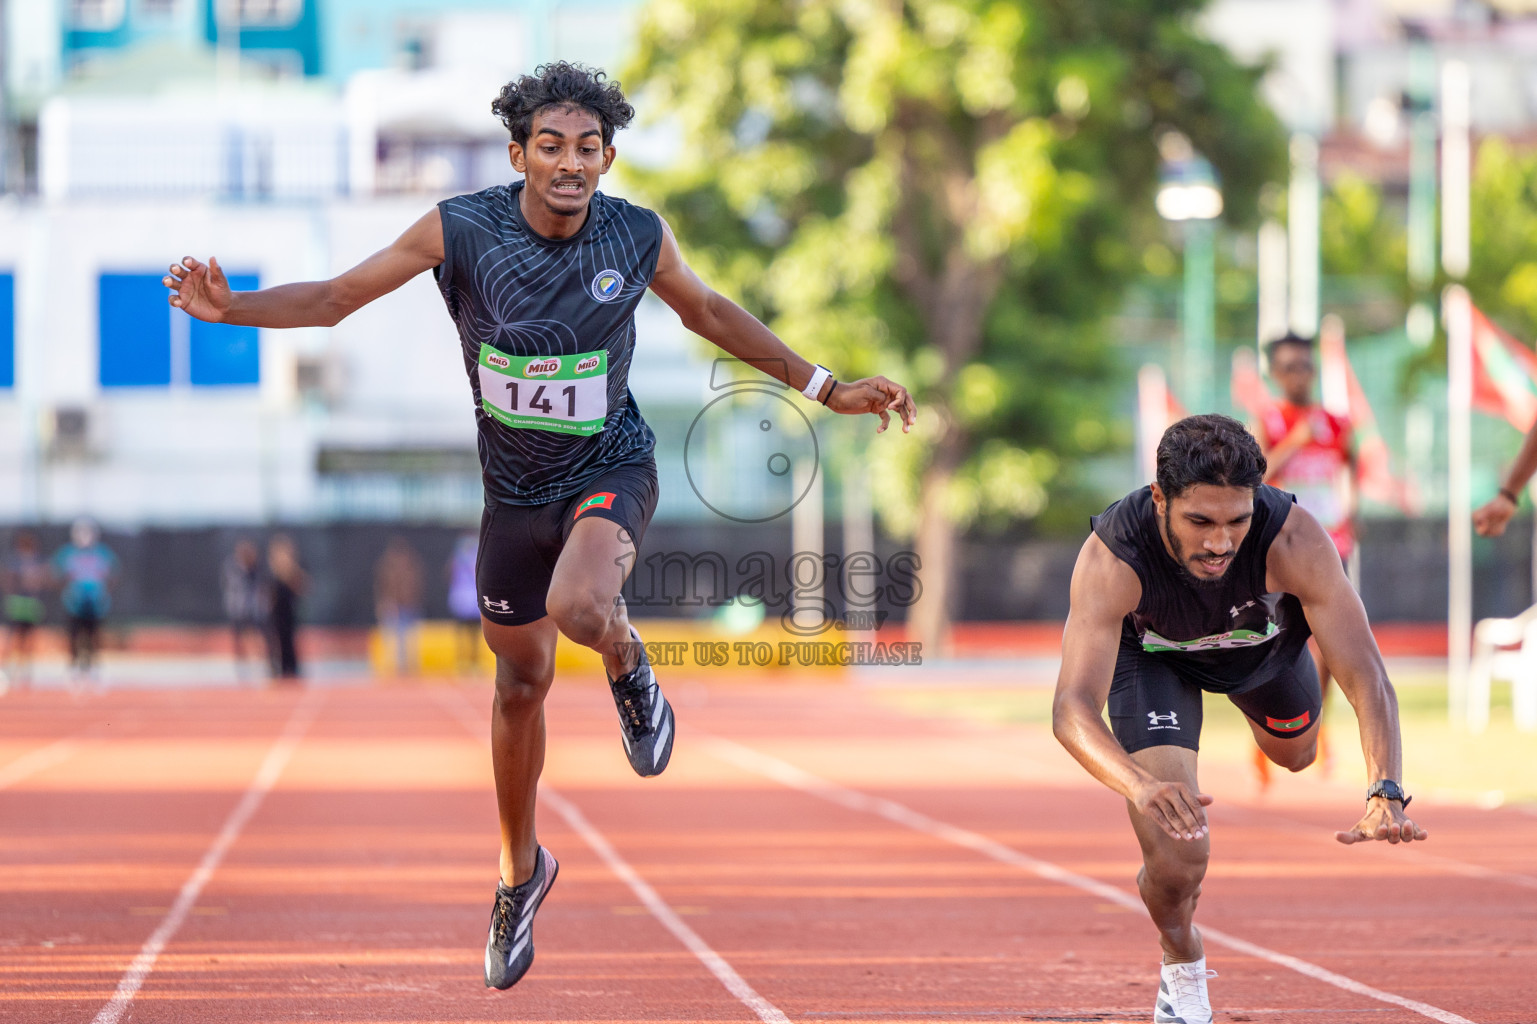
541, 788, 792, 1024
442, 691, 791, 1024
707, 737, 1478, 1024
0, 738, 80, 790
90, 688, 326, 1024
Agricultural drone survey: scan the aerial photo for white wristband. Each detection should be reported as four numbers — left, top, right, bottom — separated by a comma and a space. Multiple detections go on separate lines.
801, 364, 833, 402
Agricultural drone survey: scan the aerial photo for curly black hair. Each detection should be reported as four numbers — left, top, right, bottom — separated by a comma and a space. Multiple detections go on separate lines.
491, 62, 635, 147
1156, 414, 1268, 499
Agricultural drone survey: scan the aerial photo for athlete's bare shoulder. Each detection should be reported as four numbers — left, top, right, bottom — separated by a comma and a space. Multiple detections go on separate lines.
1265, 502, 1346, 599
1070, 533, 1141, 619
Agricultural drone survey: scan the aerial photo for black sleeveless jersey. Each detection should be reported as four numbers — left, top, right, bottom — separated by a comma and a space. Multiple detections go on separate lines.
435, 182, 662, 506
1091, 485, 1312, 692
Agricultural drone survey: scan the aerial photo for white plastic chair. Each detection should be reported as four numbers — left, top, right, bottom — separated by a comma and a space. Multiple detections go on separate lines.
1468, 604, 1537, 733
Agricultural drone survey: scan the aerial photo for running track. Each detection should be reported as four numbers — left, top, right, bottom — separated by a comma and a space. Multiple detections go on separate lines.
2, 677, 1534, 1022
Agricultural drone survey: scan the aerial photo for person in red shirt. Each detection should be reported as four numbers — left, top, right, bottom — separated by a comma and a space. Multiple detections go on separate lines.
1252, 333, 1357, 785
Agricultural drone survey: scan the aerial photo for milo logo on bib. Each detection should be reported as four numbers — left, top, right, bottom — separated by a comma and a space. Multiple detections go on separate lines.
478, 344, 609, 437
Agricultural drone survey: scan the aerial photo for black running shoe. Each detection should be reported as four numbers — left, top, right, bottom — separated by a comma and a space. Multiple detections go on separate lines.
608, 626, 675, 777
483, 846, 559, 990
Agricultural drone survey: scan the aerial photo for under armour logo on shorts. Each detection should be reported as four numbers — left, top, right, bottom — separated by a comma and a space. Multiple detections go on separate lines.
483, 597, 512, 613
1147, 711, 1179, 728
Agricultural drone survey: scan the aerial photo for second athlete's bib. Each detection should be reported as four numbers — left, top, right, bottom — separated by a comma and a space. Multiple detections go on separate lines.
477, 345, 608, 436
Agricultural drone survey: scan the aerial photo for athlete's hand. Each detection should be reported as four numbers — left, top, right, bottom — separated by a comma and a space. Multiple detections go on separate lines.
1335, 798, 1427, 845
1131, 780, 1213, 841
1473, 493, 1517, 538
826, 375, 917, 433
164, 256, 231, 323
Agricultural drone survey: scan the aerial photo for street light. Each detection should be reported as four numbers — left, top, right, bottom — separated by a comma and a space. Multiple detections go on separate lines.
1157, 137, 1224, 414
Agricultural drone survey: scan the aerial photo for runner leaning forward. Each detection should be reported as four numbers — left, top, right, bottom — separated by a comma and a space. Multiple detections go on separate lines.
1051, 414, 1424, 1024
164, 62, 916, 990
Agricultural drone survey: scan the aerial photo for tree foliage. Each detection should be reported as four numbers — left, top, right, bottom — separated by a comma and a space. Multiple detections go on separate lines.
1469, 138, 1537, 343
622, 0, 1285, 639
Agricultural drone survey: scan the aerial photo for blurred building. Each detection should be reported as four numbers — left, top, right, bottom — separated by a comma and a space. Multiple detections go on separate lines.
0, 0, 704, 528
3, 0, 1537, 530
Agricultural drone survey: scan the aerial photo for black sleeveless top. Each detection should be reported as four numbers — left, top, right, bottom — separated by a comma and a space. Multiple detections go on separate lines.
1091, 485, 1311, 692
435, 182, 662, 506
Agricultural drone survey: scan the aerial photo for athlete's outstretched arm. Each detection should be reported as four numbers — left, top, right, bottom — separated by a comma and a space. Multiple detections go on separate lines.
1051, 536, 1212, 842
1267, 507, 1427, 845
164, 208, 446, 328
647, 216, 916, 433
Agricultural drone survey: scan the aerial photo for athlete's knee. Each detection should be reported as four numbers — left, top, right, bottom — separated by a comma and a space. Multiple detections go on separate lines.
1264, 733, 1319, 772
545, 587, 616, 649
1274, 740, 1318, 773
492, 657, 553, 717
1141, 849, 1207, 900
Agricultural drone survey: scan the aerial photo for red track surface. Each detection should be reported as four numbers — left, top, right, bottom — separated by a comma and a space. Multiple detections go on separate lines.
2, 678, 1533, 1023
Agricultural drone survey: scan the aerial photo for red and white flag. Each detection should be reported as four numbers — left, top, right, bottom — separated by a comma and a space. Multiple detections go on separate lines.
1470, 305, 1537, 433
1137, 363, 1187, 483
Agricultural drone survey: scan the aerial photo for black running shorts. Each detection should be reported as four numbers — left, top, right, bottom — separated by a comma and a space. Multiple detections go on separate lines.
476, 457, 659, 627
1108, 641, 1322, 754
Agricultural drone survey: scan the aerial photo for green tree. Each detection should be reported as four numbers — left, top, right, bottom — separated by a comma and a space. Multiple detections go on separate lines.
625, 0, 1284, 648
1469, 137, 1537, 343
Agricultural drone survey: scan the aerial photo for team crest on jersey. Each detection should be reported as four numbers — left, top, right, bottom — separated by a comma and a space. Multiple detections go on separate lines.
591, 269, 625, 302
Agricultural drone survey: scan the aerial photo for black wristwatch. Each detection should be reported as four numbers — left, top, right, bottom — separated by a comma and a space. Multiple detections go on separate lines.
1366, 779, 1412, 808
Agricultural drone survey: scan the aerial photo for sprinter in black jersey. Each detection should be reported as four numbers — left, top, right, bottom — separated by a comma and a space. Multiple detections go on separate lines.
164, 62, 916, 991
1052, 415, 1424, 1024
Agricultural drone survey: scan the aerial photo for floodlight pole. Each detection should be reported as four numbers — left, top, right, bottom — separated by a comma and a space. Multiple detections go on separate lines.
1182, 219, 1215, 414
1446, 285, 1472, 726
1442, 62, 1473, 726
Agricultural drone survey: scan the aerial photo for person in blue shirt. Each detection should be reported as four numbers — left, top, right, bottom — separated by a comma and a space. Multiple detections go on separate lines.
52, 519, 118, 678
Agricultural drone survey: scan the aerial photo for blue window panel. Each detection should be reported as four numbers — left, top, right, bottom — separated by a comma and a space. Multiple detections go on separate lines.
99, 274, 171, 387
0, 274, 13, 388
190, 274, 260, 386
202, 0, 321, 76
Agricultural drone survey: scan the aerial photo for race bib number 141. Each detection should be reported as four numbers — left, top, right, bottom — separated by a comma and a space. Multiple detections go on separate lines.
478, 345, 608, 436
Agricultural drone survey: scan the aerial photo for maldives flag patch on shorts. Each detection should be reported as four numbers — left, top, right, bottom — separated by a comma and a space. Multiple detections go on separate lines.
1265, 711, 1311, 732
574, 492, 617, 520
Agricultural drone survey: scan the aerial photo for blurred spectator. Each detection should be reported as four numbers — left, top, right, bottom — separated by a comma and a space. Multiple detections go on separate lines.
222, 539, 265, 676
375, 535, 424, 677
1254, 332, 1356, 786
446, 531, 481, 675
2, 532, 49, 690
52, 519, 118, 680
266, 535, 307, 682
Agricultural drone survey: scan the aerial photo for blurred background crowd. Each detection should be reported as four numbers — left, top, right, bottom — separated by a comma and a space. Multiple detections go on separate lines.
1, 0, 1536, 698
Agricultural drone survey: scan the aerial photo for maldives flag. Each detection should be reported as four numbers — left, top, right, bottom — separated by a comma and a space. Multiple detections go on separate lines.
1229, 347, 1272, 423
1137, 363, 1187, 482
1471, 306, 1537, 433
1322, 324, 1418, 514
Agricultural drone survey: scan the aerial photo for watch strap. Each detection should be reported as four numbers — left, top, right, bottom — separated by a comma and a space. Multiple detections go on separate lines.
1366, 779, 1412, 807
801, 364, 833, 402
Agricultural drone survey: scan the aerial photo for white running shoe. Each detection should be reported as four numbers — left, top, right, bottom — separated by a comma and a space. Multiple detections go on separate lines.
1154, 957, 1216, 1024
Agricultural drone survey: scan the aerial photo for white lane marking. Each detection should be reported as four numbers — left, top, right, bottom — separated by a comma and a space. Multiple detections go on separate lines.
0, 739, 80, 790
707, 737, 1478, 1024
541, 788, 791, 1024
91, 689, 326, 1024
443, 691, 791, 1024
